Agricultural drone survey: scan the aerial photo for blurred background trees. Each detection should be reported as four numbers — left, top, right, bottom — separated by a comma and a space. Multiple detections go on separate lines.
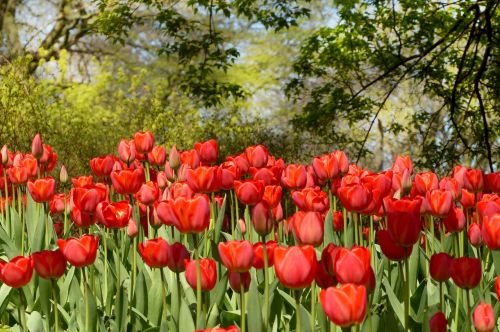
0, 0, 498, 175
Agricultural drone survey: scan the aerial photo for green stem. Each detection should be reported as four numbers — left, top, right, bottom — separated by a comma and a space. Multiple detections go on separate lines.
116, 230, 122, 332
51, 278, 60, 332
175, 272, 182, 330
262, 238, 269, 332
430, 216, 435, 256
343, 207, 347, 247
230, 190, 235, 240
160, 268, 168, 318
240, 284, 246, 332
311, 281, 316, 332
193, 234, 203, 329
20, 190, 25, 256
404, 255, 410, 332
131, 235, 137, 302
439, 282, 443, 312
294, 290, 301, 332
83, 268, 90, 332
19, 289, 28, 332
466, 289, 471, 331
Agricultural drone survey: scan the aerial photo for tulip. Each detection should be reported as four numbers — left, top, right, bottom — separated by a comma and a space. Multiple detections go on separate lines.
17, 154, 38, 178
166, 242, 190, 273
70, 207, 96, 228
443, 206, 466, 233
252, 241, 277, 269
413, 171, 438, 195
185, 258, 217, 291
180, 149, 200, 169
250, 167, 280, 186
28, 177, 56, 203
439, 177, 461, 200
460, 189, 476, 209
71, 185, 106, 214
292, 187, 329, 213
155, 195, 210, 233
291, 211, 324, 247
32, 250, 67, 279
320, 284, 367, 327
332, 150, 349, 174
321, 243, 342, 276
463, 168, 483, 192
156, 171, 168, 189
429, 312, 447, 332
133, 131, 154, 154
429, 253, 453, 282
127, 218, 138, 237
1, 145, 8, 165
110, 168, 145, 195
468, 222, 483, 247
477, 199, 500, 220
481, 214, 500, 250
187, 166, 220, 193
315, 259, 337, 289
450, 257, 481, 289
194, 139, 218, 164
262, 185, 282, 208
377, 229, 412, 261
228, 271, 251, 293
495, 276, 500, 301
312, 153, 339, 182
168, 145, 181, 170
245, 145, 269, 168
71, 176, 94, 188
251, 201, 273, 236
337, 184, 372, 212
7, 166, 28, 184
31, 133, 43, 159
138, 238, 170, 268
484, 172, 500, 194
334, 246, 371, 285
0, 256, 34, 288
50, 193, 67, 215
135, 181, 159, 205
218, 240, 254, 272
391, 155, 413, 175
90, 155, 115, 177
57, 235, 99, 267
147, 146, 166, 166
472, 302, 495, 332
274, 245, 317, 289
196, 326, 239, 332
426, 189, 453, 217
234, 180, 265, 206
383, 197, 422, 247
219, 161, 240, 190
96, 201, 132, 228
230, 154, 250, 174
118, 139, 136, 164
281, 164, 308, 189
168, 181, 194, 199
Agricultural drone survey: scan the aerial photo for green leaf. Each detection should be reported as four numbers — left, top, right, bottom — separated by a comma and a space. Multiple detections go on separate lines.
247, 272, 263, 332
323, 208, 334, 245
214, 194, 227, 243
382, 278, 404, 327
27, 311, 44, 332
179, 299, 195, 332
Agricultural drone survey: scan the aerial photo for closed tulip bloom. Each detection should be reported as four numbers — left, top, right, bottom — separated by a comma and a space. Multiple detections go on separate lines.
127, 218, 138, 238
335, 246, 371, 285
315, 259, 337, 289
250, 167, 280, 186
138, 237, 170, 268
70, 207, 96, 228
468, 222, 483, 247
147, 146, 166, 166
57, 235, 99, 268
32, 250, 67, 279
218, 240, 254, 272
262, 185, 282, 208
337, 184, 372, 212
168, 181, 194, 199
332, 150, 349, 174
0, 256, 34, 288
166, 242, 190, 273
472, 302, 495, 332
484, 172, 500, 194
185, 258, 217, 291
133, 131, 154, 154
96, 201, 132, 228
90, 155, 115, 177
71, 185, 106, 214
463, 168, 483, 193
135, 181, 159, 205
281, 164, 308, 189
274, 245, 317, 289
110, 168, 145, 195
450, 257, 481, 289
28, 177, 56, 203
292, 187, 329, 213
50, 193, 67, 215
234, 180, 265, 206
429, 253, 453, 282
71, 176, 94, 188
439, 177, 461, 200
245, 145, 269, 168
31, 133, 43, 159
320, 284, 367, 327
413, 172, 439, 195
251, 201, 273, 236
228, 271, 251, 293
167, 144, 181, 170
0, 145, 7, 165
426, 189, 454, 218
219, 161, 240, 190
332, 211, 344, 231
477, 198, 500, 219
7, 166, 28, 185
17, 155, 38, 178
391, 155, 413, 175
252, 241, 277, 269
155, 195, 210, 233
195, 326, 239, 332
443, 206, 466, 233
460, 189, 476, 210
194, 139, 218, 164
383, 197, 422, 247
187, 166, 220, 193
377, 229, 412, 261
429, 312, 447, 332
481, 214, 500, 250
321, 243, 342, 276
118, 139, 136, 164
291, 211, 324, 247
312, 154, 339, 182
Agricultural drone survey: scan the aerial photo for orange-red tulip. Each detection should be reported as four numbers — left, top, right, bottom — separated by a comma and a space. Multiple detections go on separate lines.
28, 177, 56, 203
138, 238, 170, 268
0, 256, 34, 288
274, 245, 317, 289
194, 139, 218, 164
320, 284, 367, 327
218, 240, 254, 272
57, 235, 99, 268
32, 250, 66, 279
155, 195, 210, 233
185, 258, 217, 291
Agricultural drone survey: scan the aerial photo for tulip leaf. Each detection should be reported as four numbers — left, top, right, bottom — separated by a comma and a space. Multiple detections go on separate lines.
491, 250, 500, 275
147, 268, 163, 326
0, 221, 18, 258
38, 277, 51, 318
382, 278, 404, 328
134, 270, 148, 330
179, 298, 195, 332
409, 280, 427, 323
206, 303, 220, 328
323, 208, 334, 245
30, 212, 46, 254
409, 242, 419, 294
214, 194, 227, 243
247, 273, 263, 332
0, 284, 12, 314
27, 310, 44, 332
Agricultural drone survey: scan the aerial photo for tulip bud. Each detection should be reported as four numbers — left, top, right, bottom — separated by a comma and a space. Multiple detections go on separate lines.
229, 271, 251, 293
1, 145, 8, 165
429, 311, 447, 332
127, 219, 138, 238
59, 165, 68, 183
472, 302, 495, 332
31, 133, 43, 159
118, 139, 136, 164
169, 145, 180, 170
238, 218, 246, 235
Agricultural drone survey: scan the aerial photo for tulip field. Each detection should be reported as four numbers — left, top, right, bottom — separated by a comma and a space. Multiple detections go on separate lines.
0, 132, 500, 332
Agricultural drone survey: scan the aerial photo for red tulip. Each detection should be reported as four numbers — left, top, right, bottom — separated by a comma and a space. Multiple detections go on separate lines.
0, 256, 34, 288
70, 207, 96, 228
187, 166, 220, 193
133, 131, 154, 154
250, 167, 280, 186
252, 241, 277, 269
495, 276, 500, 301
463, 168, 483, 192
262, 185, 282, 208
166, 242, 190, 273
228, 271, 251, 293
442, 206, 465, 233
168, 144, 181, 170
450, 257, 481, 289
135, 181, 159, 205
71, 176, 94, 188
90, 155, 115, 177
196, 326, 239, 332
315, 259, 337, 289
337, 184, 372, 212
321, 243, 342, 276
234, 180, 265, 206
219, 161, 240, 190
31, 133, 43, 159
7, 167, 28, 185
413, 171, 438, 195
32, 250, 67, 279
484, 172, 500, 194
460, 189, 476, 210
312, 154, 339, 182
320, 284, 367, 327
28, 177, 56, 203
57, 235, 99, 267
127, 218, 138, 237
468, 222, 483, 247
96, 201, 132, 228
429, 312, 447, 332
274, 245, 317, 289
481, 214, 500, 250
377, 229, 412, 261
185, 258, 217, 291
147, 146, 166, 166
155, 195, 210, 233
332, 150, 349, 174
383, 197, 422, 247
180, 149, 200, 169
17, 154, 38, 178
194, 139, 218, 164
281, 164, 307, 189
110, 168, 145, 195
472, 302, 495, 332
245, 145, 269, 168
218, 240, 254, 272
118, 139, 136, 164
439, 177, 461, 200
335, 246, 371, 285
292, 187, 329, 213
71, 185, 106, 214
50, 193, 67, 215
291, 211, 324, 247
251, 201, 273, 236
477, 198, 500, 220
168, 182, 194, 199
391, 155, 413, 175
426, 189, 453, 217
429, 253, 453, 282
138, 238, 170, 268
332, 211, 344, 231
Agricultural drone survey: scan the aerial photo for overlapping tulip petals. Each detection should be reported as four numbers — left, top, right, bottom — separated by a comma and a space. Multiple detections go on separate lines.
138, 238, 170, 268
32, 249, 67, 279
234, 180, 265, 206
274, 245, 317, 289
96, 200, 132, 228
155, 195, 210, 233
218, 240, 254, 272
111, 168, 145, 195
383, 197, 422, 247
28, 177, 56, 203
320, 284, 367, 327
57, 235, 99, 268
185, 258, 217, 291
0, 256, 34, 288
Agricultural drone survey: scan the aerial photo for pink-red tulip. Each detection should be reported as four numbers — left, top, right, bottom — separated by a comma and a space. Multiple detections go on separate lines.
472, 302, 495, 332
57, 235, 99, 268
218, 240, 254, 272
185, 258, 217, 291
274, 245, 317, 289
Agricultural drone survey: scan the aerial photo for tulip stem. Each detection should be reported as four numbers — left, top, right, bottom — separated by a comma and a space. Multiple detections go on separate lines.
193, 234, 203, 329
430, 216, 435, 256
230, 191, 235, 240
262, 237, 269, 332
404, 255, 410, 332
240, 284, 246, 332
51, 278, 60, 332
175, 271, 182, 329
115, 230, 122, 332
294, 290, 301, 332
20, 192, 25, 256
2, 173, 9, 227
160, 268, 168, 318
466, 289, 471, 331
342, 207, 347, 247
83, 268, 90, 332
311, 280, 316, 332
131, 236, 137, 302
18, 289, 27, 332
103, 229, 109, 302
439, 282, 444, 312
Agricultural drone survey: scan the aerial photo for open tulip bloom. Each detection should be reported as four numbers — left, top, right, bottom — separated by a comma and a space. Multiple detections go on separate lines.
0, 132, 500, 332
